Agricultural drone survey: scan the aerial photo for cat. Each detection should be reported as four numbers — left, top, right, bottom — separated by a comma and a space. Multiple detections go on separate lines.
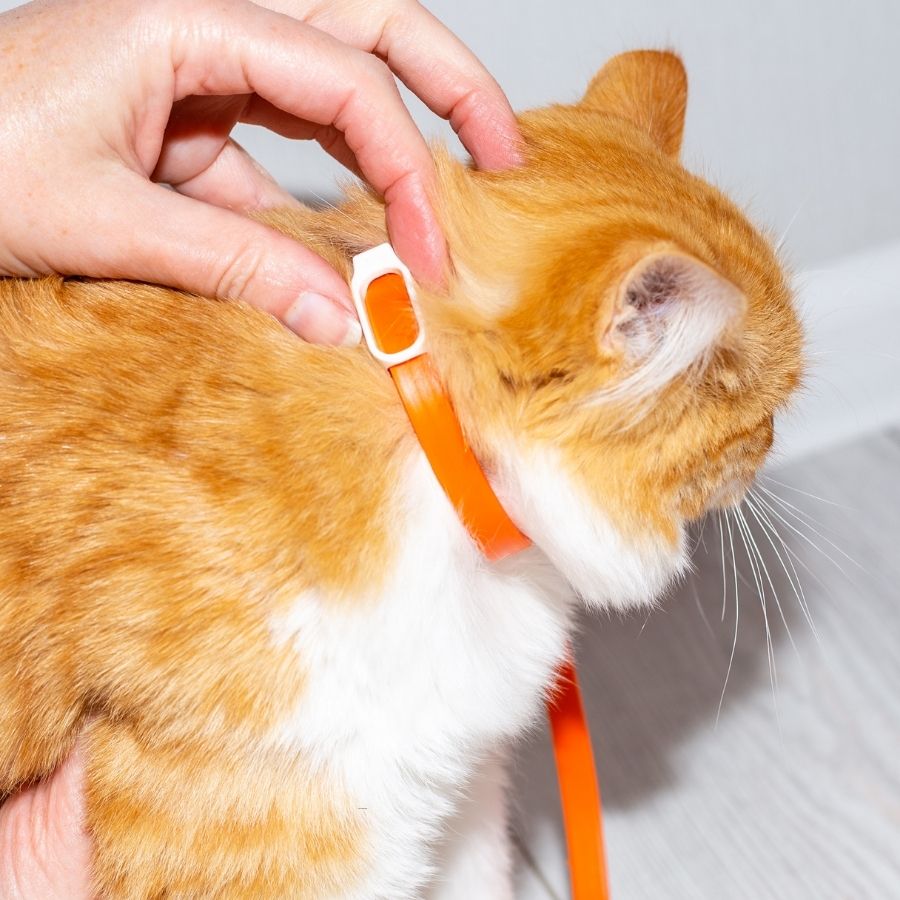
0, 50, 802, 898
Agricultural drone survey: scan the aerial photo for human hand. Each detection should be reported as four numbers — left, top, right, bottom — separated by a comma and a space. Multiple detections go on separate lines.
0, 744, 92, 900
0, 0, 521, 344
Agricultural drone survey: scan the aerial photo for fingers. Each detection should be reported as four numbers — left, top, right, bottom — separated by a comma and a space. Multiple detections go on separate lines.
235, 102, 439, 290
0, 742, 93, 900
168, 3, 447, 284
160, 136, 302, 213
239, 97, 363, 178
256, 0, 523, 170
80, 172, 362, 346
375, 3, 523, 170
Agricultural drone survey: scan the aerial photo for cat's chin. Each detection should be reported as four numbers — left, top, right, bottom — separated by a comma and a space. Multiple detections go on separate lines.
568, 525, 688, 612
494, 445, 688, 612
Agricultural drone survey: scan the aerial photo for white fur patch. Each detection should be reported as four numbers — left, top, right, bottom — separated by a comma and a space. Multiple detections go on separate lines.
495, 444, 687, 609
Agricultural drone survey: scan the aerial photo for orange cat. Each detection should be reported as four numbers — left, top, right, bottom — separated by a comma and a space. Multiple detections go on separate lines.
0, 51, 802, 898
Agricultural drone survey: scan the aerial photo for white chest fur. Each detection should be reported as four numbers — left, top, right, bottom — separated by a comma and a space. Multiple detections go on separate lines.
268, 452, 573, 897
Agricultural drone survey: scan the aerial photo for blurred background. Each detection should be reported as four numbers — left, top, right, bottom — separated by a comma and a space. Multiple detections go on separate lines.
4, 0, 897, 896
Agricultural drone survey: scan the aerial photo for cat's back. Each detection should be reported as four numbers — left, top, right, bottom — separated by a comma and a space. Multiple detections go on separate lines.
0, 268, 409, 616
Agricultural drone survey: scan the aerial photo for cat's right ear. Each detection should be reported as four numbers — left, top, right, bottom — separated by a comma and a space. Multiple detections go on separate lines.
597, 249, 745, 401
581, 50, 687, 157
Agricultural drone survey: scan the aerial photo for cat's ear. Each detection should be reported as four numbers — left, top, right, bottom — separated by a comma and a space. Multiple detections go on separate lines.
582, 51, 687, 157
598, 250, 745, 398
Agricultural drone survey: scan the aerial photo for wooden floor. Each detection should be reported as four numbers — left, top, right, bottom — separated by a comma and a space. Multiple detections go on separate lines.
512, 425, 900, 899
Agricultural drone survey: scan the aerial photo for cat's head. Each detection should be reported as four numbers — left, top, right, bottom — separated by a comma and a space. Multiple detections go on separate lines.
424, 50, 803, 609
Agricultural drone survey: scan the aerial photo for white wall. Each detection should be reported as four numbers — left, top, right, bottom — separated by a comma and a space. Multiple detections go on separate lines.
778, 240, 900, 465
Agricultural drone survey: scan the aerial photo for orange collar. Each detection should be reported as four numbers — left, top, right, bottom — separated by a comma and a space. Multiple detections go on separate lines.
351, 244, 609, 899
350, 244, 530, 560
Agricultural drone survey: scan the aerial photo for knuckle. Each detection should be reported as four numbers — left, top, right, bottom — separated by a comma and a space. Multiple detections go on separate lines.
314, 126, 343, 158
213, 240, 267, 303
360, 54, 394, 89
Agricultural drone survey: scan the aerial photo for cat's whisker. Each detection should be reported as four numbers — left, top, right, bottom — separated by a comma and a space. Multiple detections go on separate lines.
757, 486, 866, 576
750, 490, 816, 607
733, 507, 765, 612
758, 483, 831, 534
736, 503, 797, 662
745, 491, 819, 646
758, 488, 855, 616
760, 474, 852, 510
779, 538, 830, 592
690, 578, 717, 642
716, 509, 741, 725
747, 490, 818, 639
734, 507, 781, 729
688, 518, 706, 556
780, 538, 850, 621
734, 507, 778, 713
733, 506, 780, 718
757, 486, 847, 549
718, 510, 727, 622
759, 488, 850, 578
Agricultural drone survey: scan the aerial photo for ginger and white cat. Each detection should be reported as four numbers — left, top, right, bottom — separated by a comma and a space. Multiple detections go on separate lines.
0, 51, 802, 897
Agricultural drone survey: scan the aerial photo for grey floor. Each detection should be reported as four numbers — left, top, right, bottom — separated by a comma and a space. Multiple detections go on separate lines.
511, 425, 900, 899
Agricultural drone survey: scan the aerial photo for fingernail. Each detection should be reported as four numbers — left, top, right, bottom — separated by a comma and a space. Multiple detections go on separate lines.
284, 292, 362, 347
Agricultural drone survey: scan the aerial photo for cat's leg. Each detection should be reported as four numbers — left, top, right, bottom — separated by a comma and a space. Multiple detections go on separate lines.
428, 753, 514, 900
84, 717, 367, 899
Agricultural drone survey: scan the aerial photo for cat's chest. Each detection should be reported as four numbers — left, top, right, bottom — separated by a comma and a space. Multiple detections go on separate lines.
266, 455, 572, 885
271, 455, 572, 755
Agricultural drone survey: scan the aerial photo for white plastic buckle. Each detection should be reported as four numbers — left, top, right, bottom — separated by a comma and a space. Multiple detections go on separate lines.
350, 243, 426, 368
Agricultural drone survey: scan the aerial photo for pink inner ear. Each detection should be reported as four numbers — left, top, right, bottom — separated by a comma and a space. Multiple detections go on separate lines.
625, 258, 685, 311
596, 251, 746, 404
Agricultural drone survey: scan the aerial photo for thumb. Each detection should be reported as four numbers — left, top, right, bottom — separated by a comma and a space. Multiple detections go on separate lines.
82, 174, 362, 347
0, 742, 93, 900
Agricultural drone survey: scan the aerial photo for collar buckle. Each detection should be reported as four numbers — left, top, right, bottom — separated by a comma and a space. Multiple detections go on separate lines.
350, 243, 426, 368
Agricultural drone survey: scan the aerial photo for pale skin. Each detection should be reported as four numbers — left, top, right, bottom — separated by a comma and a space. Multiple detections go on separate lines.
0, 0, 521, 892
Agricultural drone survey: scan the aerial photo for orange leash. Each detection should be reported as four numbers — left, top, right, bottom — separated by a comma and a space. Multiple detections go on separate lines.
351, 245, 610, 899
548, 659, 609, 899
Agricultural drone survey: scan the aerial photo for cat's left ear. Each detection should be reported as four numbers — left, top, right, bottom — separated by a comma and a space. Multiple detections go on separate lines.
582, 50, 687, 157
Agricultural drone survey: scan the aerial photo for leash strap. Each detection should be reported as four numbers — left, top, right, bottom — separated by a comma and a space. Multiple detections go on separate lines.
548, 658, 609, 898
